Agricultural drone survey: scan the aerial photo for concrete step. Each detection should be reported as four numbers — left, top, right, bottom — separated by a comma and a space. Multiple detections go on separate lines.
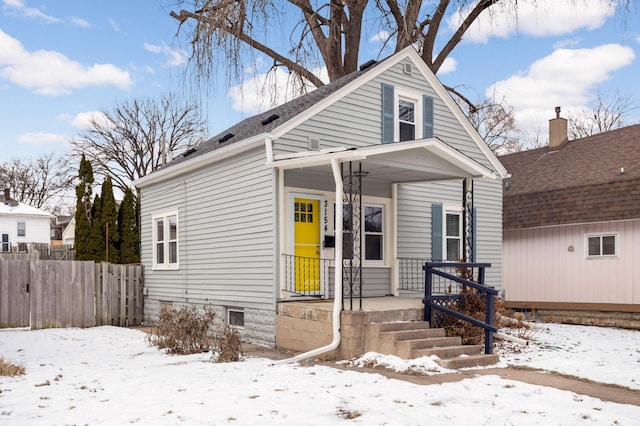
408, 344, 481, 359
374, 321, 431, 333
435, 353, 500, 369
379, 328, 446, 342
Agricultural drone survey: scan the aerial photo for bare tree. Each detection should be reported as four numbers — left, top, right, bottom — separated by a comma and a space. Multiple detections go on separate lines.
169, 1, 629, 110
0, 152, 74, 212
566, 90, 637, 140
70, 93, 207, 192
456, 94, 522, 154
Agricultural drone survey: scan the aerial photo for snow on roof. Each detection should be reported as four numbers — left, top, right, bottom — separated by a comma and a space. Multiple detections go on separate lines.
0, 200, 53, 218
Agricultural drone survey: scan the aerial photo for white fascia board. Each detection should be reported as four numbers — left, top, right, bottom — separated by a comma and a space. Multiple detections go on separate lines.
134, 134, 268, 188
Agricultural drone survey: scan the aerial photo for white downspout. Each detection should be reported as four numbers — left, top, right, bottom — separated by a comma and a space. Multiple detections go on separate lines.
275, 158, 343, 364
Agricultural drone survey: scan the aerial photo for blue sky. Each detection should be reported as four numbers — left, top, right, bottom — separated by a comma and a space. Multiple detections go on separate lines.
1, 0, 639, 163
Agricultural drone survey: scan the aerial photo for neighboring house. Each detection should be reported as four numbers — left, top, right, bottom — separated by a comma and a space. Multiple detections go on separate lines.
134, 46, 507, 347
0, 188, 54, 252
51, 215, 73, 246
62, 217, 75, 246
500, 110, 640, 328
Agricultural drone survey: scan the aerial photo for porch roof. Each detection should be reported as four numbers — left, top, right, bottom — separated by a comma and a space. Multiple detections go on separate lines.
268, 138, 498, 184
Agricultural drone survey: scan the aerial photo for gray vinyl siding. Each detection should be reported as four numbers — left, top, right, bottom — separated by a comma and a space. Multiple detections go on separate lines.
274, 59, 496, 173
396, 178, 503, 289
140, 147, 276, 312
327, 267, 392, 298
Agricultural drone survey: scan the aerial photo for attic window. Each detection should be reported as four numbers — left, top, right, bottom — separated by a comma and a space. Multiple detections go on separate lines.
218, 133, 234, 143
182, 148, 196, 157
403, 63, 412, 74
260, 114, 280, 126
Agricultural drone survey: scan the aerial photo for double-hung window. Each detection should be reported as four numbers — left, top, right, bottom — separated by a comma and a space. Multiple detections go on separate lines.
382, 83, 434, 143
17, 222, 25, 237
364, 205, 384, 261
1, 234, 9, 252
398, 99, 416, 141
586, 234, 617, 258
153, 212, 178, 269
445, 211, 462, 261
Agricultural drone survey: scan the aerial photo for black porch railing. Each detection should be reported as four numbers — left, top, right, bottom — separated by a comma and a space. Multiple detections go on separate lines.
423, 262, 499, 355
282, 254, 334, 298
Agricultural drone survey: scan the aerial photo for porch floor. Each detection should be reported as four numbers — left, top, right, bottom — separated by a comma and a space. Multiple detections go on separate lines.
279, 296, 424, 312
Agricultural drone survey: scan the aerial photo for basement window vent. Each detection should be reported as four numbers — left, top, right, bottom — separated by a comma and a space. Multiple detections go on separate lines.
308, 137, 320, 150
218, 133, 234, 143
228, 309, 245, 328
403, 63, 413, 75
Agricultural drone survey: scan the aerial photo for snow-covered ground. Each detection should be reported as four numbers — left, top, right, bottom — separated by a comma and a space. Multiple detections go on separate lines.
0, 323, 639, 425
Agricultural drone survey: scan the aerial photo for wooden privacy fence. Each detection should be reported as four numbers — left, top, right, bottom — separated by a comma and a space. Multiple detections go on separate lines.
0, 260, 143, 329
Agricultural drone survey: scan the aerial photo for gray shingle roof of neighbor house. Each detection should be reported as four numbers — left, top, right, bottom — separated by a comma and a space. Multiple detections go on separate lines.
500, 124, 640, 229
164, 60, 384, 169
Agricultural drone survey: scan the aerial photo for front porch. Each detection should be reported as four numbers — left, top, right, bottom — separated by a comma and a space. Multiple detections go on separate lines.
276, 297, 424, 360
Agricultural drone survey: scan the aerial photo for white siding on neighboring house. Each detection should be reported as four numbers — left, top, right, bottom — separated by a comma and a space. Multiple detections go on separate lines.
504, 219, 640, 305
0, 203, 53, 251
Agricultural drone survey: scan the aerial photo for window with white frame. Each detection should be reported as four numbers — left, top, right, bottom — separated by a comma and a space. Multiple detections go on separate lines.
586, 234, 617, 257
398, 99, 416, 141
445, 211, 462, 261
364, 205, 384, 261
153, 212, 178, 269
1, 234, 9, 252
17, 222, 25, 237
227, 308, 245, 328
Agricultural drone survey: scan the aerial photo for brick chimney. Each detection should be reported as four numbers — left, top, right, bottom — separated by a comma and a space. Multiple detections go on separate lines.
548, 106, 568, 151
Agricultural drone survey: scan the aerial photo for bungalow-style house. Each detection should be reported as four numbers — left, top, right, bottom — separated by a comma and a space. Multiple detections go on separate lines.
134, 46, 507, 355
500, 109, 640, 328
0, 188, 53, 253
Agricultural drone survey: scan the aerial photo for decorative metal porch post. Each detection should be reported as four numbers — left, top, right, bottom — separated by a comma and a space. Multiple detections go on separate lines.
341, 161, 363, 311
462, 178, 474, 263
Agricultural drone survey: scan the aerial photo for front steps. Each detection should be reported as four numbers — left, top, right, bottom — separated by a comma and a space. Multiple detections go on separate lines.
366, 321, 499, 369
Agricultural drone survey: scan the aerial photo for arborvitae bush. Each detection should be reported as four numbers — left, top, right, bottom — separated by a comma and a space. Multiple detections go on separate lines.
146, 304, 216, 355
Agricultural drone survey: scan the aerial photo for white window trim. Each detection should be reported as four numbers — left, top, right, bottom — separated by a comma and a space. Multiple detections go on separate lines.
394, 88, 423, 141
152, 211, 179, 270
585, 233, 619, 259
17, 221, 26, 237
443, 206, 463, 262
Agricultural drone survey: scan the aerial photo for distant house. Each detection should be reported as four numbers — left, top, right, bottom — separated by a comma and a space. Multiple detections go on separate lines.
134, 46, 507, 349
51, 215, 74, 246
500, 110, 640, 328
0, 188, 53, 253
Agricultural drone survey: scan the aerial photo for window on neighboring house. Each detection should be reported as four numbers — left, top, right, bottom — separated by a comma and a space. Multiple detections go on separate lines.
17, 222, 25, 237
587, 234, 617, 257
382, 83, 434, 143
153, 212, 178, 269
1, 234, 9, 252
445, 211, 462, 261
364, 205, 383, 261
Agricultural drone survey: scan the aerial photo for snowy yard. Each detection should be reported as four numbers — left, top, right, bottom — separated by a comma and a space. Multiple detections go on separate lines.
1, 323, 639, 425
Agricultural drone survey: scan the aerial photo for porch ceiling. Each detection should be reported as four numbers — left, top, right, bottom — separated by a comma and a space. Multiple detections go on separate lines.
269, 138, 497, 184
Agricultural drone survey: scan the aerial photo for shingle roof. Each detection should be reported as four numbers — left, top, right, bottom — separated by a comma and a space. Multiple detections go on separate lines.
500, 124, 640, 229
164, 61, 383, 169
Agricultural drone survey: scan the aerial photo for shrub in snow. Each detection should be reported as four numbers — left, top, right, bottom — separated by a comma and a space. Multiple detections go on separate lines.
210, 325, 243, 363
145, 304, 216, 355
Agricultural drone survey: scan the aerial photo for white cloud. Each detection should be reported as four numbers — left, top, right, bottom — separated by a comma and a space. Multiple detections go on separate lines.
228, 67, 328, 114
369, 30, 390, 43
108, 18, 120, 32
0, 29, 132, 96
553, 37, 582, 49
488, 43, 636, 133
438, 57, 457, 74
17, 132, 66, 145
70, 111, 109, 130
2, 0, 60, 23
450, 0, 615, 44
70, 16, 92, 28
144, 42, 187, 67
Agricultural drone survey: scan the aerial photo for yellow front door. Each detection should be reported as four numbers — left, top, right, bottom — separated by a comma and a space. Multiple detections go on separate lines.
293, 197, 321, 293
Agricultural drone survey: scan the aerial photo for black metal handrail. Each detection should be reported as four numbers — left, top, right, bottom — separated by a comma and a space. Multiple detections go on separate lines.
423, 262, 499, 355
282, 254, 334, 298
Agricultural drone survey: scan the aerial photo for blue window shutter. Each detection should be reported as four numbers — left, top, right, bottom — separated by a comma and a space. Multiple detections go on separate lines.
431, 203, 443, 261
382, 83, 394, 144
423, 95, 434, 138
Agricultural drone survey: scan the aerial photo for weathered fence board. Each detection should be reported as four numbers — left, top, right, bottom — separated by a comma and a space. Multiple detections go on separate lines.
0, 260, 143, 329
